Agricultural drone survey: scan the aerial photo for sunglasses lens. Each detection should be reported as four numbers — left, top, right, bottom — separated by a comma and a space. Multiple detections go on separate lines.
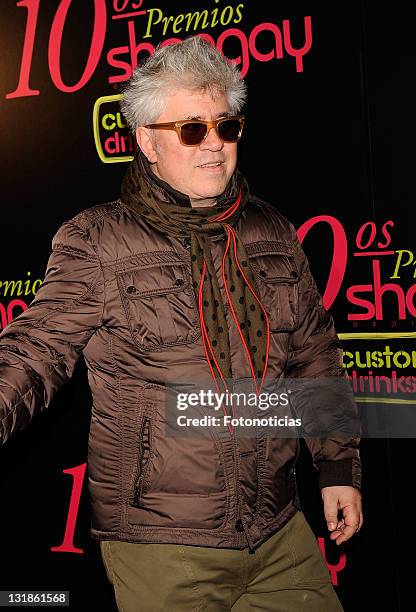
218, 119, 242, 142
181, 122, 208, 145
179, 118, 243, 145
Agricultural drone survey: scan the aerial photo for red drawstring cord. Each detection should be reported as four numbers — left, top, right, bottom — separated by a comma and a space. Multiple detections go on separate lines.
221, 226, 258, 387
227, 224, 270, 394
198, 260, 236, 434
196, 185, 271, 430
211, 188, 242, 223
214, 187, 270, 392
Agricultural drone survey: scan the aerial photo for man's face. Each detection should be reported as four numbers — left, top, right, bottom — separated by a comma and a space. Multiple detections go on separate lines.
136, 88, 238, 205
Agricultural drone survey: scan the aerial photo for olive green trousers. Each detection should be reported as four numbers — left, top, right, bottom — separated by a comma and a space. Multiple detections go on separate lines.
100, 510, 344, 611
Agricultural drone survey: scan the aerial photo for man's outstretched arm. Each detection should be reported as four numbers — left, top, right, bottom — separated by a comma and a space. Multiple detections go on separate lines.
0, 219, 104, 445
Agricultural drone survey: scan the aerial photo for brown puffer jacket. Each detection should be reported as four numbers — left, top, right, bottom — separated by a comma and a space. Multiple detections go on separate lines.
0, 187, 361, 553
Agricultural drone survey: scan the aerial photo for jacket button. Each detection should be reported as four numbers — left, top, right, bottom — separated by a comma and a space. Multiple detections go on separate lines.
235, 519, 244, 532
290, 270, 298, 278
259, 270, 267, 277
183, 238, 191, 249
127, 285, 137, 294
174, 278, 184, 286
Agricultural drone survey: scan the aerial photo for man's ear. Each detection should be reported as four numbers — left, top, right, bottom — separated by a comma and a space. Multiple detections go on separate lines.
135, 127, 158, 163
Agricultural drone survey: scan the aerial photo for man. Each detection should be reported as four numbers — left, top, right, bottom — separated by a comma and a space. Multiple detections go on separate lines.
0, 36, 362, 611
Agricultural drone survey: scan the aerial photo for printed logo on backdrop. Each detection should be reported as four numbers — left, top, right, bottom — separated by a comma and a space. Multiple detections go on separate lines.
5, 0, 313, 163
93, 93, 133, 163
299, 215, 416, 432
0, 272, 42, 331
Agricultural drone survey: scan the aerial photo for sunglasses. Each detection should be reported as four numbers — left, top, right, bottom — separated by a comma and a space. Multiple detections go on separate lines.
144, 115, 245, 146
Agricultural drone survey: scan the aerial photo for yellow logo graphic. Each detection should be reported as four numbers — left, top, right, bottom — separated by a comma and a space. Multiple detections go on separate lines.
93, 94, 135, 163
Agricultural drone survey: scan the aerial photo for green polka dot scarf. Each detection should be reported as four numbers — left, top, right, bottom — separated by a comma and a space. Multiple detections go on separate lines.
120, 147, 270, 399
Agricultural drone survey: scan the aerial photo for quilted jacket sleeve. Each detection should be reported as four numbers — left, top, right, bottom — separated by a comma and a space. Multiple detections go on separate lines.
283, 222, 362, 492
0, 220, 104, 445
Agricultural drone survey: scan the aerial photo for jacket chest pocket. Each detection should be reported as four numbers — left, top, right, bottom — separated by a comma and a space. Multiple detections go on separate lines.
246, 242, 300, 332
116, 254, 201, 350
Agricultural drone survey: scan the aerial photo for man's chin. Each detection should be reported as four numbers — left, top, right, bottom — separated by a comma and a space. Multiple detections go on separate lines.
193, 180, 230, 199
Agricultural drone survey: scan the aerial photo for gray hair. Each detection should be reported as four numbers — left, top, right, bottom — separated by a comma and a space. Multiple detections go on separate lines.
119, 36, 247, 132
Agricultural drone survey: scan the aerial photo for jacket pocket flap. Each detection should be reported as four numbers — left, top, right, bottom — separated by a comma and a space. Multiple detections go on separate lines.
117, 261, 189, 299
247, 247, 299, 284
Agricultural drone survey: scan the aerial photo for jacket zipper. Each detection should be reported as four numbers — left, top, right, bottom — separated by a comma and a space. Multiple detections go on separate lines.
292, 439, 302, 510
230, 427, 257, 554
132, 416, 152, 507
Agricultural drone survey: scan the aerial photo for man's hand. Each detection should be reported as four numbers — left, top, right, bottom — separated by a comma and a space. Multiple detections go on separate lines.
321, 485, 363, 545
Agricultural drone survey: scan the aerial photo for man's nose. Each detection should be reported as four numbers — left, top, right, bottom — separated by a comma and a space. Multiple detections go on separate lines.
199, 125, 224, 151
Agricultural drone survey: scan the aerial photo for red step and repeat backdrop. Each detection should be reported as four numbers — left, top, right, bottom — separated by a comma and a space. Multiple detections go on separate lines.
1, 1, 413, 610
